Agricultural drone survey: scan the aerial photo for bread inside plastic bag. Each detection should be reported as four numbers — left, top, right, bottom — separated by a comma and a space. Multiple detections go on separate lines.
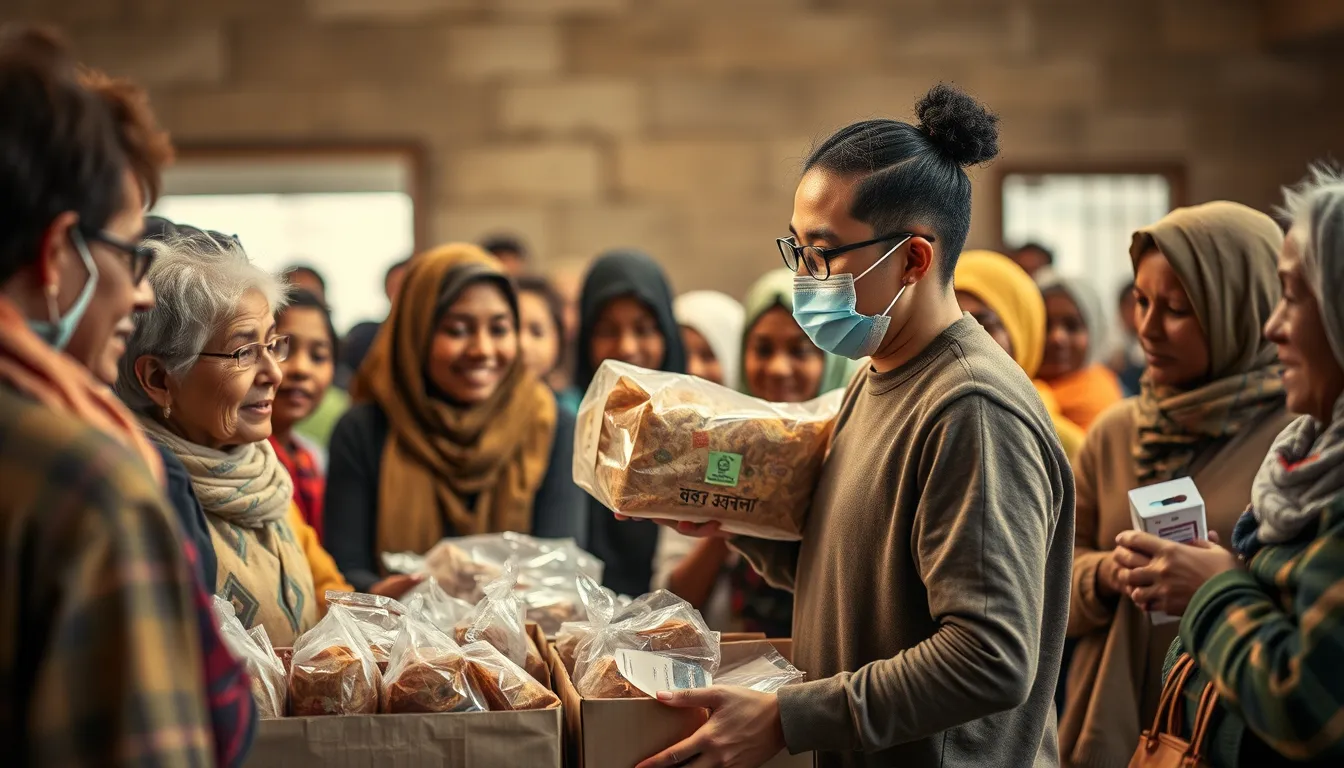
454, 562, 549, 686
380, 611, 485, 714
575, 360, 842, 540
403, 578, 475, 635
324, 590, 407, 671
212, 595, 287, 718
288, 604, 381, 715
554, 572, 617, 673
460, 640, 560, 711
572, 590, 718, 699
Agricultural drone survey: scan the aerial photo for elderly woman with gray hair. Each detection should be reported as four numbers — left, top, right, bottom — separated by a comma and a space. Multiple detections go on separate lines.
1114, 166, 1344, 766
117, 233, 414, 645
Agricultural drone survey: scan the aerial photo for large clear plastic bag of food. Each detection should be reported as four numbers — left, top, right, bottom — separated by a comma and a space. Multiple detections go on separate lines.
572, 590, 719, 699
716, 647, 806, 693
454, 563, 549, 685
380, 610, 485, 714
289, 604, 382, 715
403, 579, 475, 635
212, 596, 287, 718
325, 591, 408, 671
574, 360, 842, 540
460, 640, 560, 711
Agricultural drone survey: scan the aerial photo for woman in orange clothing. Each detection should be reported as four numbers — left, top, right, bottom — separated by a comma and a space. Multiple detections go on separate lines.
955, 251, 1086, 460
1036, 270, 1125, 429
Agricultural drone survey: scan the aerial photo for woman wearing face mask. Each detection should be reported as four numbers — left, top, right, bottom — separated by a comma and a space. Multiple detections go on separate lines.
955, 250, 1086, 461
1036, 272, 1125, 430
116, 235, 412, 646
327, 245, 585, 592
1108, 168, 1344, 767
270, 289, 338, 537
636, 86, 1072, 768
674, 290, 744, 389
1058, 202, 1294, 768
571, 249, 686, 597
654, 270, 849, 631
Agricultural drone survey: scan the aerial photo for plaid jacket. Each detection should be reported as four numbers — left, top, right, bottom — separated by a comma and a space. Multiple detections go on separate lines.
1179, 495, 1344, 765
0, 387, 215, 767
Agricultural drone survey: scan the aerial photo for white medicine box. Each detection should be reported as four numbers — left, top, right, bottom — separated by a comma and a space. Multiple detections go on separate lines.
1127, 477, 1208, 625
1127, 477, 1207, 544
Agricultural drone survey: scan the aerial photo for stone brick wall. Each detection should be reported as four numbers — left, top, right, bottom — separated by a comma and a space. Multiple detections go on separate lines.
11, 0, 1343, 296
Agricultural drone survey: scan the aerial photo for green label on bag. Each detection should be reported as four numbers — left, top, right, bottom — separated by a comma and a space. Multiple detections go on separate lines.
705, 452, 743, 487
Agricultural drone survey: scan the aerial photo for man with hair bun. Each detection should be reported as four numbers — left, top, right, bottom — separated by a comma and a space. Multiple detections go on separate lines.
638, 85, 1073, 768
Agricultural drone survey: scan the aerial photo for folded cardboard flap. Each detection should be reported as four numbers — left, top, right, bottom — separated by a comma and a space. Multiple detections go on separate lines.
549, 639, 810, 768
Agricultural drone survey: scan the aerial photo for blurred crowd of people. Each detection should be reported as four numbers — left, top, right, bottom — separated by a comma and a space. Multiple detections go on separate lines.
3, 21, 1344, 768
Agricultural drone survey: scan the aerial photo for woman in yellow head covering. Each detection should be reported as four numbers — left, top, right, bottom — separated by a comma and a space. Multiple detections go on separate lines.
955, 250, 1086, 459
325, 244, 585, 591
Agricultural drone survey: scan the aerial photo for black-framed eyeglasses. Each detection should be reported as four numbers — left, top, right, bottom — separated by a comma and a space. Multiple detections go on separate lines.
83, 229, 156, 284
777, 232, 935, 281
198, 335, 291, 370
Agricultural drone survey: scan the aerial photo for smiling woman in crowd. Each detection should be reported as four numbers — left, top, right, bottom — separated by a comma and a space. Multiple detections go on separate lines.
568, 249, 687, 597
269, 288, 338, 537
1059, 201, 1293, 767
327, 244, 585, 592
116, 234, 378, 646
1111, 168, 1344, 767
1036, 270, 1125, 430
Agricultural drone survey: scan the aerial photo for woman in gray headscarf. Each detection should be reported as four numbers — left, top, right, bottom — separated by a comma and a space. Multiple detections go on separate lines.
1036, 270, 1126, 429
1115, 166, 1344, 766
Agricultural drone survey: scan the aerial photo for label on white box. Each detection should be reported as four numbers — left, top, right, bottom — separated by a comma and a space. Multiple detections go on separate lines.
614, 649, 711, 698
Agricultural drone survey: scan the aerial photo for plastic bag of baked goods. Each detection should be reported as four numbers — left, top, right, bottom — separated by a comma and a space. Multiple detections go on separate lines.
381, 611, 485, 714
715, 647, 806, 693
454, 563, 549, 685
574, 360, 842, 540
384, 532, 603, 606
572, 590, 719, 699
212, 596, 287, 718
460, 640, 560, 711
325, 591, 408, 671
289, 604, 381, 715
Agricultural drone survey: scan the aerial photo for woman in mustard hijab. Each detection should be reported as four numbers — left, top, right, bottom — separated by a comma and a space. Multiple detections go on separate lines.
324, 245, 585, 591
955, 251, 1086, 460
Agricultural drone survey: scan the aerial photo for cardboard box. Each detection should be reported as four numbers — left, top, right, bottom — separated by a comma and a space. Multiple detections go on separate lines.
247, 623, 562, 766
552, 639, 812, 768
1128, 477, 1207, 625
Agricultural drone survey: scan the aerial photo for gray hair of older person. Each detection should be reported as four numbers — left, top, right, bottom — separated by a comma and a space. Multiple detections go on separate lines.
1279, 163, 1344, 367
116, 232, 289, 413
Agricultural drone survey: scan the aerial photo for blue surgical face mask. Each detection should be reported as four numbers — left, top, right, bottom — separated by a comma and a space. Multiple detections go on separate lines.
28, 229, 100, 351
791, 236, 911, 360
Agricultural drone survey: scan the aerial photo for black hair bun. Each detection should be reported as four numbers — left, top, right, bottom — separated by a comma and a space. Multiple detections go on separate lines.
915, 83, 1000, 167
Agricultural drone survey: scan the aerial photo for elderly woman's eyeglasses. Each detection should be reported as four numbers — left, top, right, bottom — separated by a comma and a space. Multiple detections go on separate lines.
777, 232, 934, 281
83, 229, 156, 284
198, 336, 292, 370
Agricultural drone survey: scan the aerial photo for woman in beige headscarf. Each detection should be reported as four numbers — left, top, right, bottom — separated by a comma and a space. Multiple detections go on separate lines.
1059, 201, 1296, 767
325, 244, 585, 592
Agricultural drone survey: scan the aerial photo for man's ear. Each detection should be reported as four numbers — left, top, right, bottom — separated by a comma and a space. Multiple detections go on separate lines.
904, 235, 937, 283
133, 355, 173, 410
35, 211, 81, 297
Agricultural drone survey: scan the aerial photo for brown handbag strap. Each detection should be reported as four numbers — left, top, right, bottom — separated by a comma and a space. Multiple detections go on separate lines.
1164, 655, 1198, 736
1146, 654, 1196, 746
1186, 679, 1222, 763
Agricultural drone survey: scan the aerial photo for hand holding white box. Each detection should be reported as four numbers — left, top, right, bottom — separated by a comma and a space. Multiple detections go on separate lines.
1126, 477, 1208, 625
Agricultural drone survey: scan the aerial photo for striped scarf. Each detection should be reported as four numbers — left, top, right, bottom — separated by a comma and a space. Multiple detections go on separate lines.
1133, 366, 1286, 485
